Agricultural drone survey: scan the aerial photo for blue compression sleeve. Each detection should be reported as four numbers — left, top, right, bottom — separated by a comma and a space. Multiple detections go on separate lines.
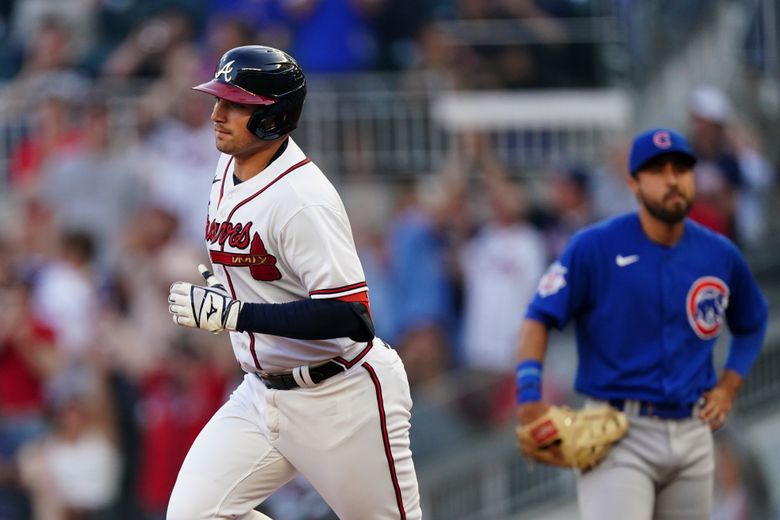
236, 299, 375, 342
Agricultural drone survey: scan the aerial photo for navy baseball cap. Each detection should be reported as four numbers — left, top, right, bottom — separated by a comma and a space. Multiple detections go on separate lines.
629, 128, 697, 176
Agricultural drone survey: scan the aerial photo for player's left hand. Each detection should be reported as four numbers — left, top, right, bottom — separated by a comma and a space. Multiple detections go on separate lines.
168, 264, 242, 333
697, 384, 736, 431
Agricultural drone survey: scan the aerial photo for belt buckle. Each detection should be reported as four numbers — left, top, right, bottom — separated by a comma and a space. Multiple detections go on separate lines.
258, 369, 277, 379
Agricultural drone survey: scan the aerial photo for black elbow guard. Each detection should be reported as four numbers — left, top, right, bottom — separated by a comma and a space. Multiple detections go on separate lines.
348, 302, 375, 342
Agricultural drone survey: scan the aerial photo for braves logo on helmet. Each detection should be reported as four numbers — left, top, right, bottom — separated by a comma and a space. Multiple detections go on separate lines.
215, 60, 236, 81
686, 276, 729, 340
652, 130, 672, 149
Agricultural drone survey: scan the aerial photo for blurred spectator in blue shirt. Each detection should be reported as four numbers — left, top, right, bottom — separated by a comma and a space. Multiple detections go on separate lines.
285, 0, 382, 73
204, 0, 292, 55
386, 178, 458, 385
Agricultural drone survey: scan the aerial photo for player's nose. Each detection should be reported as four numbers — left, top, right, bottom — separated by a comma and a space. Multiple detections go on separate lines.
661, 163, 679, 184
211, 99, 227, 122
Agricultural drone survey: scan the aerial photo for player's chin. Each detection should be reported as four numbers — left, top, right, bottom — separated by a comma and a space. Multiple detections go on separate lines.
215, 139, 233, 154
658, 200, 691, 223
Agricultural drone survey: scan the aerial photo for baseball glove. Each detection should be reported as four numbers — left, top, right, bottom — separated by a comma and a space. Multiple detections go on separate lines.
516, 405, 629, 470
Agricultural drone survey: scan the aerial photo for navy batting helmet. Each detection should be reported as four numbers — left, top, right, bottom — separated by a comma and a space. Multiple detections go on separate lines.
193, 45, 306, 141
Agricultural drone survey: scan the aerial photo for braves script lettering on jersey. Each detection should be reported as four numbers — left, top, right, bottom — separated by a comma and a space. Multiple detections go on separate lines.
166, 45, 420, 520
208, 145, 370, 372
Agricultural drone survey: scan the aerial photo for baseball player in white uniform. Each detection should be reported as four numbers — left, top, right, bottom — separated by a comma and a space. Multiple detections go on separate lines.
166, 45, 421, 520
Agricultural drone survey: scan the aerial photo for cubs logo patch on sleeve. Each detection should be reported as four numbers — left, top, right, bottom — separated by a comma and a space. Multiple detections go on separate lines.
686, 276, 729, 340
537, 261, 567, 298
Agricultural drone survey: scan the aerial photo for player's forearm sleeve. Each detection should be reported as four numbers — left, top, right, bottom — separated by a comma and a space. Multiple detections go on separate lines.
725, 319, 768, 376
724, 259, 769, 376
235, 299, 375, 342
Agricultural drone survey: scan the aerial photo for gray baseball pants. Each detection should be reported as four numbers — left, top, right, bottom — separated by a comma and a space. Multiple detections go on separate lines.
577, 401, 714, 520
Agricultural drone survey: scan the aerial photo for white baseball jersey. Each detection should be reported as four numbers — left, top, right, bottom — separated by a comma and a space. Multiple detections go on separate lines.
205, 138, 368, 373
170, 137, 422, 520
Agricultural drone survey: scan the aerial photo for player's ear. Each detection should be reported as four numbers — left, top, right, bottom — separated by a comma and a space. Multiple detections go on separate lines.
627, 173, 639, 195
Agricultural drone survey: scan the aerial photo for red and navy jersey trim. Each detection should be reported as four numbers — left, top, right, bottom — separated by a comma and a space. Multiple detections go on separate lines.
219, 263, 262, 371
309, 282, 368, 299
217, 157, 233, 209
222, 158, 311, 238
333, 341, 373, 368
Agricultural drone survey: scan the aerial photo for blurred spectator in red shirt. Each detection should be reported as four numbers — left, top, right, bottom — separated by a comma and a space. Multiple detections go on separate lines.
0, 278, 59, 417
0, 275, 60, 519
136, 340, 230, 518
686, 85, 744, 239
6, 77, 89, 196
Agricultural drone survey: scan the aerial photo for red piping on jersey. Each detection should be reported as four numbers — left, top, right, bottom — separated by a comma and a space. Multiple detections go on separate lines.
220, 264, 262, 370
214, 157, 310, 370
333, 341, 373, 368
363, 362, 407, 520
217, 157, 233, 209
248, 333, 261, 370
220, 157, 311, 250
309, 282, 368, 297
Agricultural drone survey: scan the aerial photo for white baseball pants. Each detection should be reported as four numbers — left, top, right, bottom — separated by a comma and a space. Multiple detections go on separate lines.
166, 344, 421, 520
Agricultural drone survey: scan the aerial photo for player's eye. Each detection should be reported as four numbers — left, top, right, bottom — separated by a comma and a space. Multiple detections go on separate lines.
644, 162, 665, 173
671, 159, 694, 174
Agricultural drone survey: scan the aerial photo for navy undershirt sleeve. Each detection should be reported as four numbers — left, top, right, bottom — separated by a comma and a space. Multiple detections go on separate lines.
235, 299, 375, 342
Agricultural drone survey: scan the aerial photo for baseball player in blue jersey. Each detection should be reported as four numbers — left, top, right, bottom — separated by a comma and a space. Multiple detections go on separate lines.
515, 128, 768, 519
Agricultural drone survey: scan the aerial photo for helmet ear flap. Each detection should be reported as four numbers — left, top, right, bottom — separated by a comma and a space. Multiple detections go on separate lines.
247, 93, 305, 141
247, 106, 277, 141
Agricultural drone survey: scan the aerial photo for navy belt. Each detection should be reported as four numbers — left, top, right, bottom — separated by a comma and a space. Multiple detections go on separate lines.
259, 361, 346, 390
608, 399, 695, 420
257, 342, 375, 390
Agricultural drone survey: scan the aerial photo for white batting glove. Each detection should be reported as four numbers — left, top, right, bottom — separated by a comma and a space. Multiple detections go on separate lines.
168, 264, 242, 333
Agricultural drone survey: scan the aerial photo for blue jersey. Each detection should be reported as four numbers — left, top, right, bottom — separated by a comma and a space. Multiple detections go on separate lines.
526, 213, 768, 405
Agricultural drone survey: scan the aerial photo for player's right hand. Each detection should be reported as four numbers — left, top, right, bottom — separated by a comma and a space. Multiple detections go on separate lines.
168, 265, 242, 333
517, 401, 551, 427
516, 401, 557, 464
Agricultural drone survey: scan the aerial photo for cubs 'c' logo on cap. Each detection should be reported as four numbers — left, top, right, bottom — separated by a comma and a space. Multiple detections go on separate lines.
652, 130, 672, 149
686, 276, 729, 340
215, 59, 236, 81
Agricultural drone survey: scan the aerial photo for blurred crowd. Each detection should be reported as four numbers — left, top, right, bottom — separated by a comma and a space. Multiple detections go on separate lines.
0, 0, 609, 90
0, 1, 776, 519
